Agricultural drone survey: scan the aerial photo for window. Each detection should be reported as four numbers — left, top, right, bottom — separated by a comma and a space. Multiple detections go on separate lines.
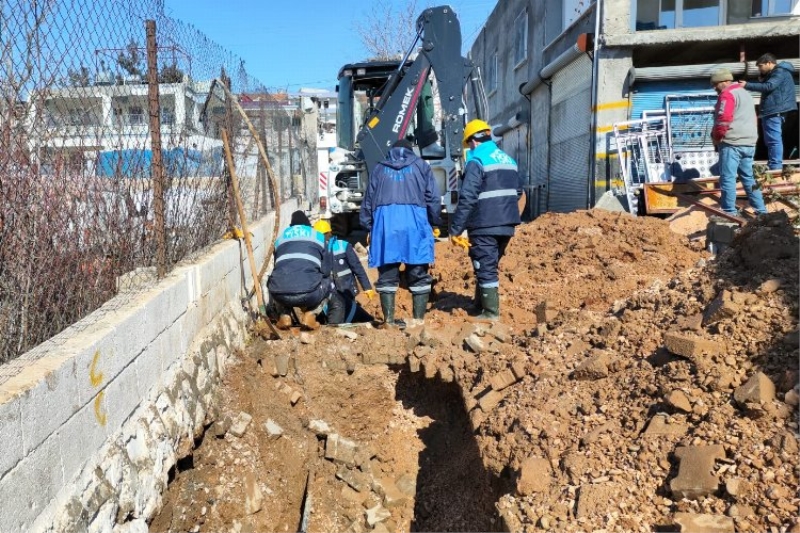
750, 0, 795, 16
514, 10, 528, 66
635, 0, 721, 29
486, 51, 498, 93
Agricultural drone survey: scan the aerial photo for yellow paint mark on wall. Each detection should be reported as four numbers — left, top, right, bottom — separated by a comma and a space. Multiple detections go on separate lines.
89, 350, 104, 388
593, 100, 630, 112
94, 391, 107, 426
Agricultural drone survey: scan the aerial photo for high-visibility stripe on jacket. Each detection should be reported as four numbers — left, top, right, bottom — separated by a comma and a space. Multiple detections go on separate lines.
329, 237, 372, 296
450, 141, 522, 235
268, 225, 332, 295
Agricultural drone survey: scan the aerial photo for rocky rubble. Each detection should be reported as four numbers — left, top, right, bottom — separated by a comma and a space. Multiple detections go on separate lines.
153, 209, 798, 533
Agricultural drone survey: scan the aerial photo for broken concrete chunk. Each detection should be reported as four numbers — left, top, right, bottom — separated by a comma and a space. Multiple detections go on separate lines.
290, 390, 303, 405
665, 390, 693, 413
478, 390, 505, 412
673, 513, 734, 533
490, 369, 518, 391
263, 419, 284, 439
670, 445, 726, 500
573, 353, 609, 380
702, 290, 740, 326
663, 332, 719, 359
365, 504, 391, 526
336, 466, 370, 492
511, 360, 527, 380
516, 457, 551, 496
464, 333, 486, 353
299, 332, 315, 345
325, 433, 358, 466
374, 478, 408, 508
336, 329, 359, 340
486, 322, 511, 343
724, 477, 751, 499
228, 412, 252, 438
275, 354, 290, 377
308, 419, 332, 436
395, 474, 416, 497
733, 372, 776, 406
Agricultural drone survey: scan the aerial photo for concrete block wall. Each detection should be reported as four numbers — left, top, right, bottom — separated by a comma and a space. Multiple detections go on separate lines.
0, 199, 299, 533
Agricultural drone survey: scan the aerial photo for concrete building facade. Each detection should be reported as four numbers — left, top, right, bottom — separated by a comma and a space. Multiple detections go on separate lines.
470, 0, 799, 216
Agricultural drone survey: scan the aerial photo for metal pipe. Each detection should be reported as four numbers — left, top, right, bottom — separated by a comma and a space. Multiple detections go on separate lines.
492, 111, 528, 137
588, 0, 602, 208
519, 33, 591, 96
628, 58, 800, 84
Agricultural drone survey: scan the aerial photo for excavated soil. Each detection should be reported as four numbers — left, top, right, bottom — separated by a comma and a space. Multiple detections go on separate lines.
151, 209, 799, 533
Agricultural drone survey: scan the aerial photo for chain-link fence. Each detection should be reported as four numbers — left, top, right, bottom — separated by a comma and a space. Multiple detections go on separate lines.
0, 0, 319, 364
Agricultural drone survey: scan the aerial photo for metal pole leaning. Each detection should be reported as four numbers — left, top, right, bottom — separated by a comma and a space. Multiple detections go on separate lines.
221, 129, 280, 339
215, 81, 281, 287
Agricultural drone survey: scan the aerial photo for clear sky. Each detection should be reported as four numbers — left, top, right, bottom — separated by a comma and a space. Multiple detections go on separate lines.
163, 0, 496, 92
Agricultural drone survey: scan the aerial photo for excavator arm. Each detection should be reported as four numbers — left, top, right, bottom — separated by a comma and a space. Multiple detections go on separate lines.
356, 5, 484, 174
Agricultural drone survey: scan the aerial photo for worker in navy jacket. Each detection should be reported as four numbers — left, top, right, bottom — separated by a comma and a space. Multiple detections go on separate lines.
360, 139, 442, 328
449, 120, 522, 321
313, 219, 375, 324
740, 54, 797, 170
267, 210, 335, 329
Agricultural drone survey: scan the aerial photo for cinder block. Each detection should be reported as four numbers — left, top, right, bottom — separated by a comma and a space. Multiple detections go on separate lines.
0, 399, 23, 479
733, 372, 776, 405
670, 445, 726, 500
101, 366, 142, 435
0, 432, 63, 533
490, 369, 518, 391
57, 400, 110, 486
663, 332, 719, 359
135, 344, 164, 401
17, 356, 81, 455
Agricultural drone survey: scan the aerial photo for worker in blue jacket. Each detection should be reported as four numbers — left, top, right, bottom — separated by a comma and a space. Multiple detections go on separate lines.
740, 54, 797, 170
360, 139, 442, 328
449, 120, 522, 321
267, 210, 335, 330
313, 219, 375, 324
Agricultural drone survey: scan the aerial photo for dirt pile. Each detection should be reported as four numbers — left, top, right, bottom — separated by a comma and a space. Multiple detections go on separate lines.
152, 210, 799, 533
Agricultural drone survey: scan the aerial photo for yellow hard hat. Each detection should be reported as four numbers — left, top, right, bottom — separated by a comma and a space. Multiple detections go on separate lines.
313, 219, 332, 234
463, 119, 491, 146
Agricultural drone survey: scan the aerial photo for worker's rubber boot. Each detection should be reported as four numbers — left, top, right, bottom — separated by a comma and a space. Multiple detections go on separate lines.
407, 293, 429, 328
276, 314, 292, 330
379, 292, 405, 329
474, 287, 500, 322
469, 284, 482, 314
301, 311, 320, 330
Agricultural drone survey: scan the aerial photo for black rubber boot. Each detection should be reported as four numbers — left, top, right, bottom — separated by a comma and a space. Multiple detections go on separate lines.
475, 287, 500, 321
379, 292, 405, 328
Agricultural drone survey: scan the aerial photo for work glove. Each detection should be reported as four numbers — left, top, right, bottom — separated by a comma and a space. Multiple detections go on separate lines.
366, 233, 371, 247
363, 289, 376, 300
432, 227, 441, 238
450, 235, 471, 250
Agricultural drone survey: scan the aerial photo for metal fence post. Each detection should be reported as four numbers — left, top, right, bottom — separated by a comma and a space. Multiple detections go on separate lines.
146, 19, 166, 278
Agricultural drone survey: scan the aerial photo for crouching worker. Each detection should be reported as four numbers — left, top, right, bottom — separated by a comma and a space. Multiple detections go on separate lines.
313, 219, 375, 324
267, 210, 340, 330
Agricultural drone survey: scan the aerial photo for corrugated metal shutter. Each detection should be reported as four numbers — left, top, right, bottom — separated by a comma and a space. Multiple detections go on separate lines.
548, 53, 592, 213
529, 85, 550, 219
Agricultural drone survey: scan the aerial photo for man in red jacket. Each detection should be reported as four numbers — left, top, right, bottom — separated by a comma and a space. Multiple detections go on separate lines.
710, 68, 767, 217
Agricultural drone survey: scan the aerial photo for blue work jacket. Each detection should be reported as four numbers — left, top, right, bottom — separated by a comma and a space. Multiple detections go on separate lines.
329, 237, 372, 296
360, 147, 442, 267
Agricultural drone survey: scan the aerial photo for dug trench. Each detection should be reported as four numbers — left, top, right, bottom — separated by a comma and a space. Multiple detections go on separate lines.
151, 209, 799, 533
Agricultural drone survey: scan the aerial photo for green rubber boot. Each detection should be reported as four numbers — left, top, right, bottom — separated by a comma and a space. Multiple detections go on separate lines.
407, 292, 429, 327
475, 287, 500, 321
379, 292, 405, 328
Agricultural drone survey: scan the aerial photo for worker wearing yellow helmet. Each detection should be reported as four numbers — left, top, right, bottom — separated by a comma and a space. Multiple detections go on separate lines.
313, 219, 375, 324
449, 119, 523, 321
